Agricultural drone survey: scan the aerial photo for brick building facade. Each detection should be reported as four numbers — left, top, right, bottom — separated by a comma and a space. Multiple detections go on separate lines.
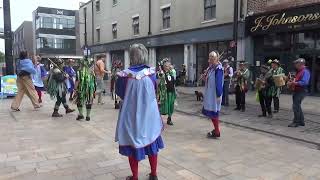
248, 0, 320, 14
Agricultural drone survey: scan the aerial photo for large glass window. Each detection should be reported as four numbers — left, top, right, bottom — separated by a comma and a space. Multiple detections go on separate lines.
42, 17, 54, 29
36, 37, 75, 49
162, 7, 170, 29
55, 39, 64, 49
37, 16, 74, 29
294, 32, 315, 50
204, 0, 216, 20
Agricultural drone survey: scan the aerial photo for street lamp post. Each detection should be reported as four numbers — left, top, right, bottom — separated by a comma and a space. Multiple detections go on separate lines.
233, 0, 239, 65
3, 0, 13, 75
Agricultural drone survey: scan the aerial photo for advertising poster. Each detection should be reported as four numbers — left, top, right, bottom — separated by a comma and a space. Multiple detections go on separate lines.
1, 75, 18, 97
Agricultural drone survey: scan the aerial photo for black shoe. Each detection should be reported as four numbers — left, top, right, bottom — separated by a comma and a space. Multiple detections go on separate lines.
66, 108, 75, 114
207, 130, 220, 139
258, 114, 267, 118
299, 122, 305, 126
234, 107, 241, 111
86, 117, 91, 121
273, 110, 279, 114
52, 111, 63, 117
148, 174, 158, 180
76, 115, 84, 121
167, 120, 174, 126
126, 176, 134, 180
288, 122, 299, 128
241, 109, 245, 112
167, 117, 173, 125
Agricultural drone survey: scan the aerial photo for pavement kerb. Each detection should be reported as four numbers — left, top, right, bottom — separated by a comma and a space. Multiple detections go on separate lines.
175, 109, 320, 150
176, 90, 319, 116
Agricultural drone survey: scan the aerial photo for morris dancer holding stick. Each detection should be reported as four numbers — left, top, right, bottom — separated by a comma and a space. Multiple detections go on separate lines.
47, 58, 75, 117
202, 51, 224, 139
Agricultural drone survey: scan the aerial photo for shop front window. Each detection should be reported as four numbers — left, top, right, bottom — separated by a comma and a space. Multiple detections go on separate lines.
294, 32, 315, 50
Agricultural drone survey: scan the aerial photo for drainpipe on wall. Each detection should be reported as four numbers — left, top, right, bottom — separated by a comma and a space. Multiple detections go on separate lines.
233, 0, 239, 68
148, 0, 152, 35
91, 0, 94, 45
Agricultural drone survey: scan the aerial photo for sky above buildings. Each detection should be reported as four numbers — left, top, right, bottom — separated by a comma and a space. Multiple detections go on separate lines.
0, 0, 87, 52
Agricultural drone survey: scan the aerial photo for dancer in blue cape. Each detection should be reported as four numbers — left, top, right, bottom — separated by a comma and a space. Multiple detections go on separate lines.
115, 44, 164, 180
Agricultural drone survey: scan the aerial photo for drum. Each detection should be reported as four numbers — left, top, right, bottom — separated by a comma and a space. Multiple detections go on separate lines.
273, 74, 286, 87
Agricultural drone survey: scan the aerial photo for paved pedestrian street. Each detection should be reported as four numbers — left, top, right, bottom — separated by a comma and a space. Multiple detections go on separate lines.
1, 95, 320, 180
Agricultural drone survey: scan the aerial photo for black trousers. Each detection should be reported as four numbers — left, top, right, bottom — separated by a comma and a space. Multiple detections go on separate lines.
273, 96, 279, 111
235, 85, 246, 110
259, 91, 272, 116
55, 93, 68, 110
222, 81, 230, 106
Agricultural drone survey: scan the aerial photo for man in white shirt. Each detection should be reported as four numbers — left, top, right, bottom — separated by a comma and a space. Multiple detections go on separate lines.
222, 59, 234, 106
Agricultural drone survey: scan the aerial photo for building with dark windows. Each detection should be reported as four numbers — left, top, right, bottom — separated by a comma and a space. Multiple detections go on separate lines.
246, 0, 320, 95
13, 21, 33, 60
79, 0, 248, 83
32, 7, 82, 63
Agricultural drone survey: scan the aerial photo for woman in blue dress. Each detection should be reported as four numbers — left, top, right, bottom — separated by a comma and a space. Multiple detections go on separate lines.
202, 51, 224, 139
115, 44, 164, 180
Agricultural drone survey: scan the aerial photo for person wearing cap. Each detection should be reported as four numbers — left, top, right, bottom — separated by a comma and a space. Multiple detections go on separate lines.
47, 59, 75, 117
234, 61, 250, 112
256, 65, 273, 118
222, 59, 233, 106
202, 51, 224, 139
269, 59, 284, 113
287, 58, 310, 128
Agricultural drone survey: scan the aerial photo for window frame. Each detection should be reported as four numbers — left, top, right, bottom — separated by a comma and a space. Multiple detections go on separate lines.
204, 0, 216, 21
96, 28, 101, 43
96, 0, 100, 12
162, 7, 171, 30
113, 0, 118, 6
132, 16, 140, 35
112, 23, 117, 40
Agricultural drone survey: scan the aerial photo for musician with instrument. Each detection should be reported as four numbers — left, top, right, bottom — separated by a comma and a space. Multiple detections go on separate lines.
269, 59, 284, 113
222, 59, 233, 106
256, 65, 273, 118
234, 61, 250, 112
287, 58, 310, 128
47, 58, 75, 117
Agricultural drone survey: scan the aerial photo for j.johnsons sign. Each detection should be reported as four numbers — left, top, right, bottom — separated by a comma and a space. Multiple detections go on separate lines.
246, 4, 320, 35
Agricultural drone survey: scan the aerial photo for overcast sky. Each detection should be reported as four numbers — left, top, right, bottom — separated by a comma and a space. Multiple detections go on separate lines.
0, 0, 87, 52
